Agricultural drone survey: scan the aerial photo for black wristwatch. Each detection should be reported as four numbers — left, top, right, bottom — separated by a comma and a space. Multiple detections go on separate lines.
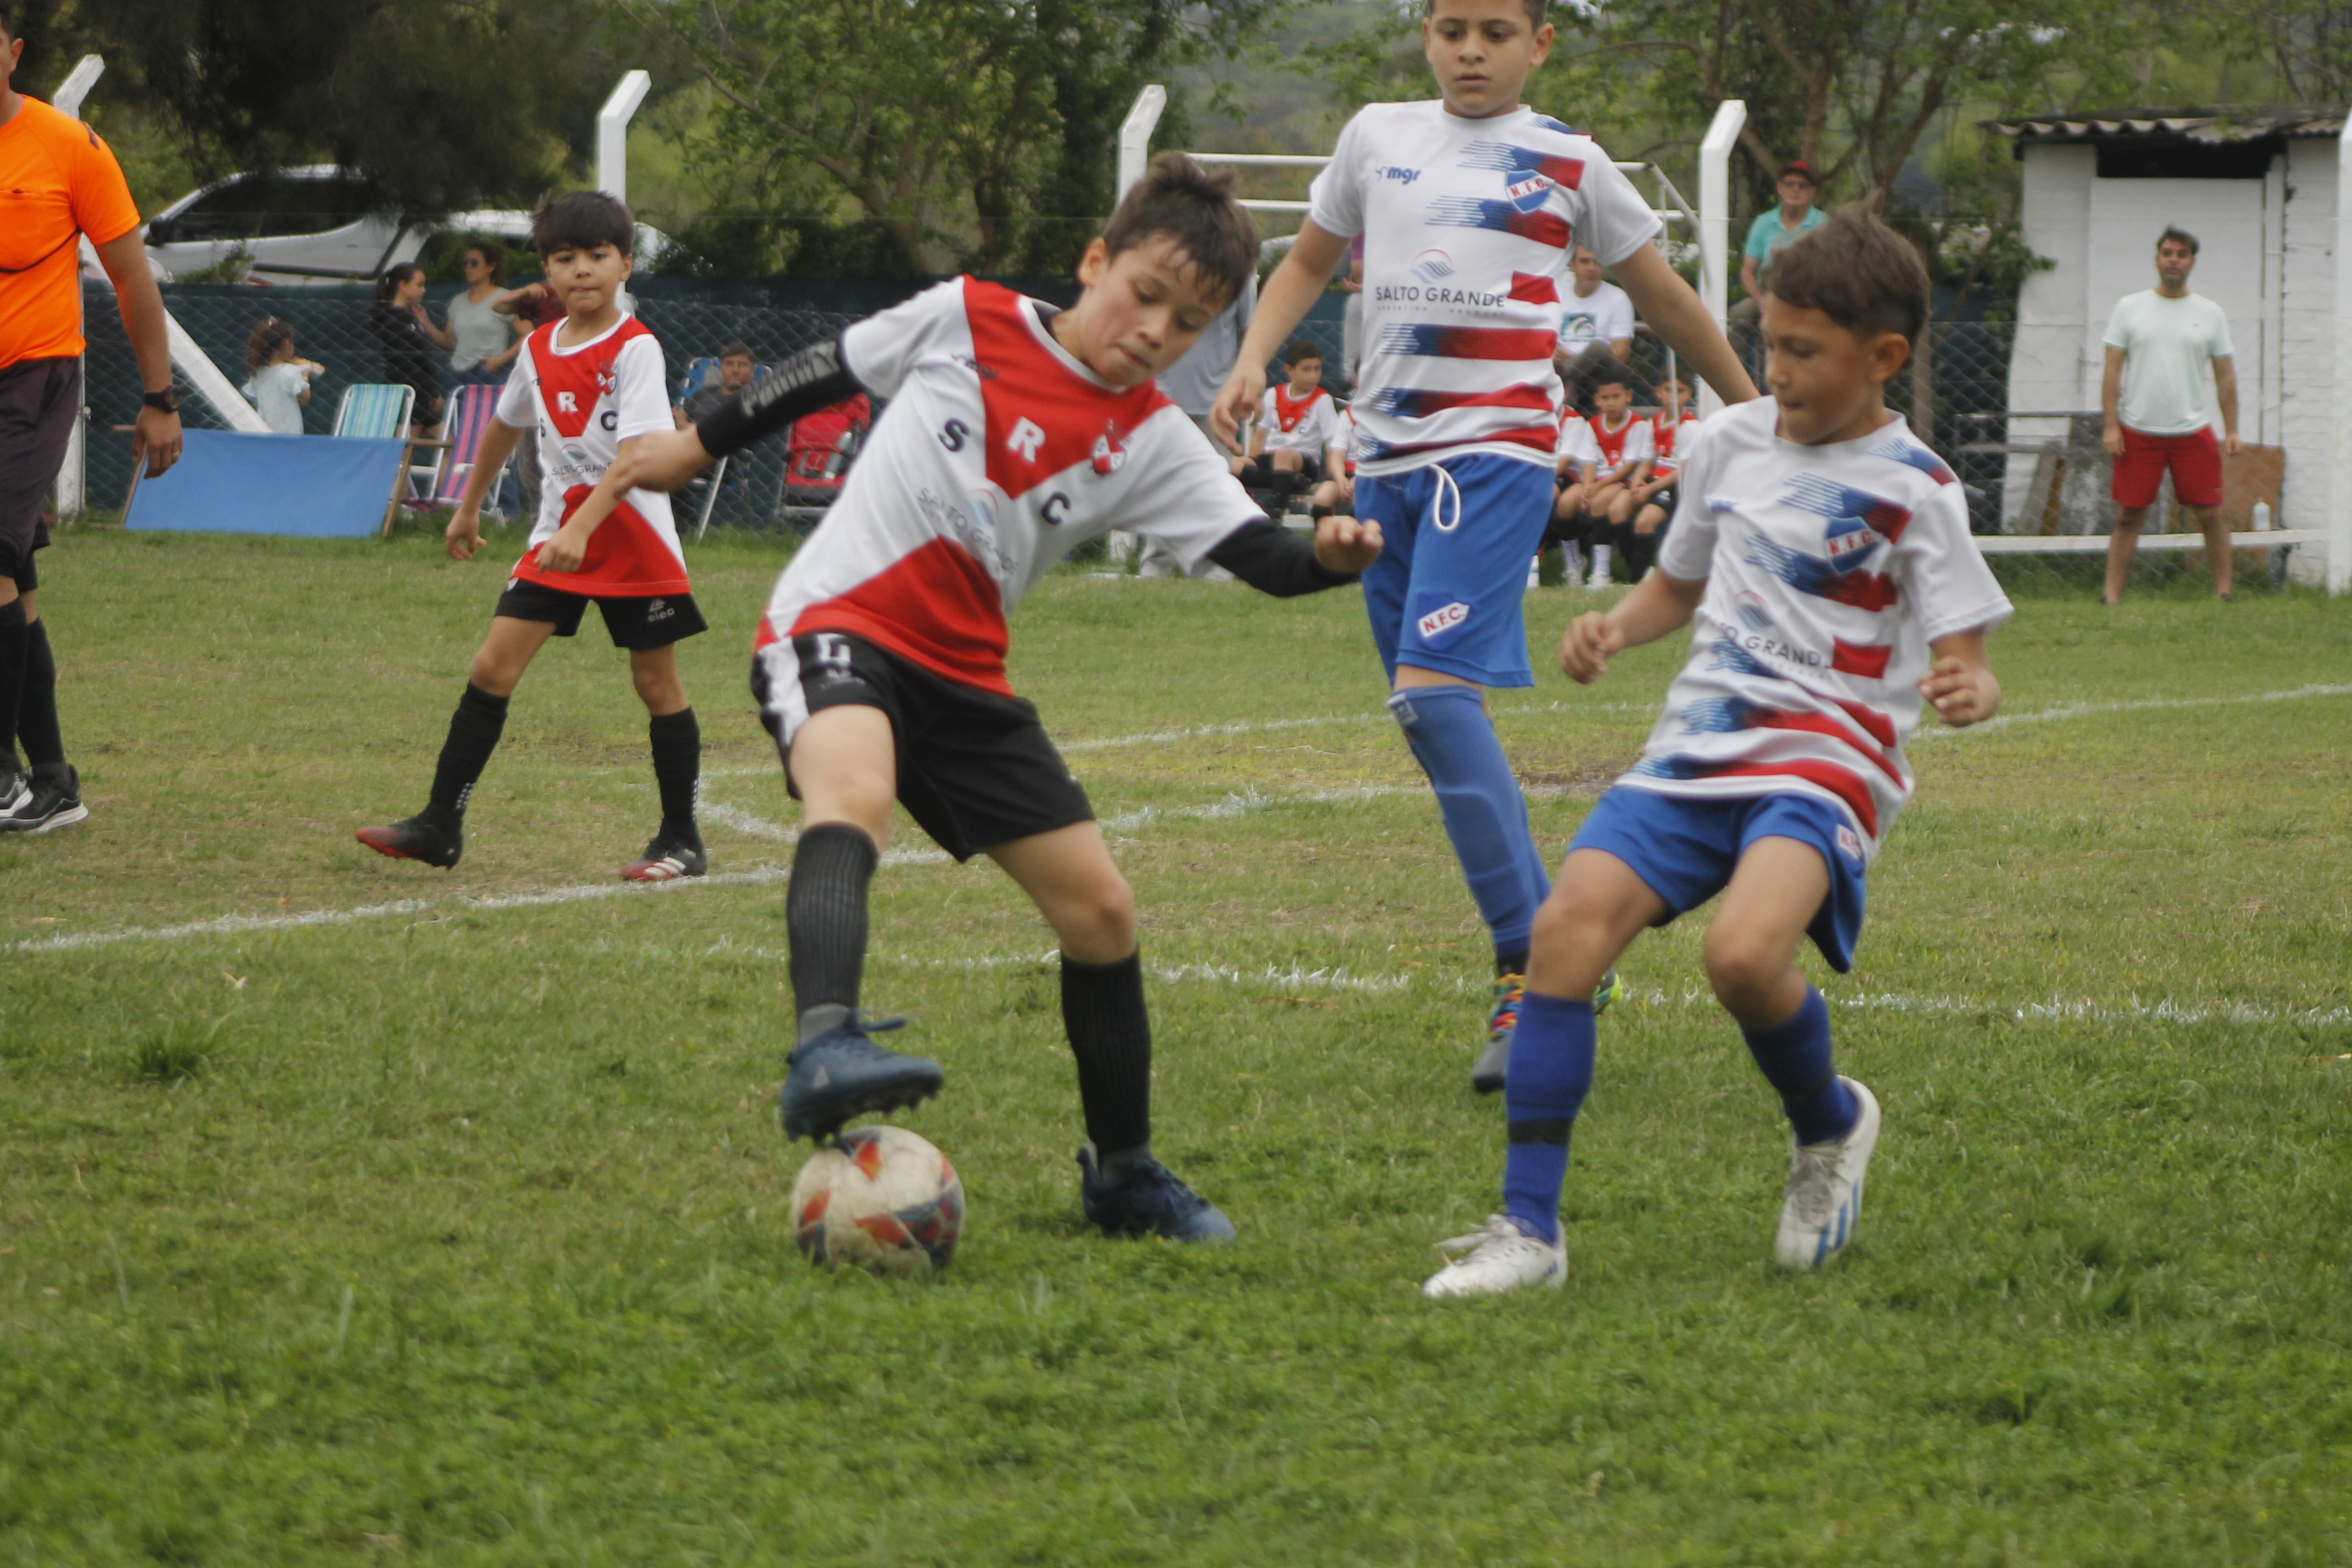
141, 389, 182, 415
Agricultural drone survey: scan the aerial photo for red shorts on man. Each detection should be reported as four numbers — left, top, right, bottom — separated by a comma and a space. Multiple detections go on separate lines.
2111, 424, 2223, 509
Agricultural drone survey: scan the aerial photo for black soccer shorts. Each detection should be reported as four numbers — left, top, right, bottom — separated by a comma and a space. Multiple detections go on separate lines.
494, 577, 708, 650
0, 357, 79, 587
752, 630, 1095, 862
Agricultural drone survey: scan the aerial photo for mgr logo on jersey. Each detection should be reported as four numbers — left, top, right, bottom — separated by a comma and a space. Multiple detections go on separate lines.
1822, 513, 1887, 574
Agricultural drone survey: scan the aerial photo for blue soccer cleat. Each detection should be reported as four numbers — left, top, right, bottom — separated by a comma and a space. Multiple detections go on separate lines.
1076, 1146, 1237, 1242
778, 1015, 944, 1142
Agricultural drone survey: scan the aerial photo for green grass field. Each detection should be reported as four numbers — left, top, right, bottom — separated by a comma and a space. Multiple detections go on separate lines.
5, 525, 2350, 1565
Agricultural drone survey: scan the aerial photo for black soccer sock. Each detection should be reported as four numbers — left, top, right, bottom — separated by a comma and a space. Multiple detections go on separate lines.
788, 822, 879, 1045
1496, 949, 1529, 979
1061, 950, 1153, 1176
1310, 503, 1333, 521
17, 620, 63, 770
425, 682, 510, 826
647, 706, 701, 845
0, 598, 25, 772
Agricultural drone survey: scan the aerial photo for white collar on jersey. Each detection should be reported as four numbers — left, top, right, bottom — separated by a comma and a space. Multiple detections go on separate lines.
543, 312, 633, 357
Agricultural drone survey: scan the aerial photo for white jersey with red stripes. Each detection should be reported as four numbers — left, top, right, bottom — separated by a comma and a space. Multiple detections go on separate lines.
1586, 409, 1654, 473
1623, 399, 2012, 859
495, 314, 684, 596
1651, 407, 1699, 476
1306, 100, 1663, 478
1257, 383, 1343, 457
756, 278, 1264, 733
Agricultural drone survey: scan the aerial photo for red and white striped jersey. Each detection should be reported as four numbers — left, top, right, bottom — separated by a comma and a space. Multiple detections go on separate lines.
1257, 384, 1343, 457
1625, 399, 2012, 859
756, 278, 1265, 729
1306, 101, 1663, 477
1651, 408, 1699, 476
494, 314, 684, 596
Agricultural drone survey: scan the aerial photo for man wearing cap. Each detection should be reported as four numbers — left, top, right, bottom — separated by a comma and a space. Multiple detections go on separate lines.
1739, 161, 1828, 304
0, 2, 181, 832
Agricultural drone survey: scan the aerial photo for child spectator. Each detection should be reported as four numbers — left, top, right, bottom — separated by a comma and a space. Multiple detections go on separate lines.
1422, 210, 2011, 1298
1209, 0, 1756, 1093
354, 192, 707, 885
1577, 366, 1654, 586
1234, 340, 1344, 502
1547, 402, 1600, 582
1617, 370, 1699, 579
575, 154, 1383, 1242
241, 317, 319, 435
1310, 402, 1359, 522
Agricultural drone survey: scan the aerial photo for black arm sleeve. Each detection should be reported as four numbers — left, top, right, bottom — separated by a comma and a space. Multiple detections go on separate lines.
695, 334, 865, 458
1202, 518, 1359, 597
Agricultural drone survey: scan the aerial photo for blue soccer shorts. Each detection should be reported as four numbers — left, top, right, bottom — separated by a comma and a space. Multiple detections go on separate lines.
1355, 453, 1554, 687
1566, 787, 1869, 972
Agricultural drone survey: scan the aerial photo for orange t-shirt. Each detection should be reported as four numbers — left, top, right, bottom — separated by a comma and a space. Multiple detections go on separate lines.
0, 96, 142, 368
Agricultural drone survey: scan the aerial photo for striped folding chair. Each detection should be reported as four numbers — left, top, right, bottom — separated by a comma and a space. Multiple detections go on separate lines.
333, 384, 421, 536
426, 384, 509, 518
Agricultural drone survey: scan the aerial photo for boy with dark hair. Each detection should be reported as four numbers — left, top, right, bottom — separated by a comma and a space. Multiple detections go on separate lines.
1618, 369, 1698, 580
586, 153, 1384, 1242
1234, 339, 1345, 501
1212, 0, 1756, 1092
1572, 365, 1653, 589
355, 190, 709, 884
1423, 209, 2011, 1297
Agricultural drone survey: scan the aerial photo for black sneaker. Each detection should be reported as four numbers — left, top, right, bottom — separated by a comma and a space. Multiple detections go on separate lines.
0, 764, 86, 834
354, 813, 461, 868
1076, 1146, 1237, 1242
778, 1015, 944, 1141
621, 834, 707, 883
0, 768, 28, 820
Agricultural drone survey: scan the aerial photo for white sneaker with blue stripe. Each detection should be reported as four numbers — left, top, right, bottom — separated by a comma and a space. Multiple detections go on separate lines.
1774, 1076, 1880, 1270
1420, 1215, 1566, 1298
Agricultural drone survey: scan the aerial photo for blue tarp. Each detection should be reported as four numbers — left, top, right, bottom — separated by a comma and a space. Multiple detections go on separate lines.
124, 429, 406, 538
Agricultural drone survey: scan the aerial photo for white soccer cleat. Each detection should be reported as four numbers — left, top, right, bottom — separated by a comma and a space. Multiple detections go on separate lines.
1420, 1215, 1566, 1299
1774, 1076, 1881, 1270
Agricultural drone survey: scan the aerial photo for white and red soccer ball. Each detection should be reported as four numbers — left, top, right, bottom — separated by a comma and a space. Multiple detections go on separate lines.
790, 1125, 963, 1277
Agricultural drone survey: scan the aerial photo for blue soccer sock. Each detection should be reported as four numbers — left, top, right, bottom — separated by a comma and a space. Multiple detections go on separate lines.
1741, 987, 1858, 1145
1387, 684, 1550, 959
1501, 992, 1594, 1245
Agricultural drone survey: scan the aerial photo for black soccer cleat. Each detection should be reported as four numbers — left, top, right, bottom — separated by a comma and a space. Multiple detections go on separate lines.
0, 765, 87, 834
354, 813, 461, 869
1077, 1146, 1238, 1243
621, 834, 707, 883
778, 1015, 944, 1141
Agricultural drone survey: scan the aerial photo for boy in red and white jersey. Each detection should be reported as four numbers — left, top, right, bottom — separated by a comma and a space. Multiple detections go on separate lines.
1310, 402, 1359, 521
1617, 369, 1699, 580
355, 193, 707, 883
595, 156, 1383, 1243
1236, 340, 1344, 503
1577, 366, 1653, 585
1424, 212, 2011, 1300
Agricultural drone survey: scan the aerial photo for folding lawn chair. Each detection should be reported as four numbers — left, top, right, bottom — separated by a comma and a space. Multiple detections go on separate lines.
331, 383, 422, 536
426, 384, 509, 519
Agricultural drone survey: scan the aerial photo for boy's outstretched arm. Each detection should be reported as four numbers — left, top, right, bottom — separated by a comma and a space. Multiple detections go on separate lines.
1193, 514, 1383, 596
1611, 247, 1759, 407
1210, 221, 1350, 452
1558, 568, 1706, 683
445, 417, 525, 562
1919, 629, 2000, 727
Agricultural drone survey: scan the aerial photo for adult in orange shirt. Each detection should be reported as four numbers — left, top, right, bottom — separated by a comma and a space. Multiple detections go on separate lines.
0, 3, 180, 832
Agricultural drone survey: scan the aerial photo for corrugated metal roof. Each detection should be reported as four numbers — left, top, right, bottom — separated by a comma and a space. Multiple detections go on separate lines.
1985, 107, 2346, 142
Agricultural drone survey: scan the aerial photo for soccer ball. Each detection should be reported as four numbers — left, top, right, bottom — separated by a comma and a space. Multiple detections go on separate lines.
790, 1125, 963, 1277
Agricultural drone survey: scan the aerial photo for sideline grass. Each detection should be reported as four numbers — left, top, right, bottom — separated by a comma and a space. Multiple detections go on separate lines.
4, 527, 2351, 1565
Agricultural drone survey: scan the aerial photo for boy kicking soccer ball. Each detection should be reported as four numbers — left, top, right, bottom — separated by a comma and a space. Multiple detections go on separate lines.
593, 155, 1382, 1242
1212, 0, 1756, 1095
1423, 211, 2012, 1298
356, 192, 707, 883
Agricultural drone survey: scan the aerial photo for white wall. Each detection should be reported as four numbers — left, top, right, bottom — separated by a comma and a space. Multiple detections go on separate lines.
2005, 144, 2286, 526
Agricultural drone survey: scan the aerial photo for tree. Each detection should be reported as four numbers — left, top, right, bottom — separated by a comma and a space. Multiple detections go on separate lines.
12, 0, 619, 213
625, 0, 1283, 276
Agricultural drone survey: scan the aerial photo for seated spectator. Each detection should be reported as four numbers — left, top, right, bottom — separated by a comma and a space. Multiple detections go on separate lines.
676, 342, 757, 428
241, 316, 321, 435
446, 241, 524, 386
1232, 340, 1342, 507
367, 263, 449, 434
1308, 401, 1357, 523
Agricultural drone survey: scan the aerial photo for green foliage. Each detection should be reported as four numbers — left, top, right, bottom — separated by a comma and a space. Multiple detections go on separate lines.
4, 529, 2351, 1559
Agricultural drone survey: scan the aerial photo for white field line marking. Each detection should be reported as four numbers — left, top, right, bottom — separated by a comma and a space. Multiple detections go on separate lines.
1909, 681, 2352, 743
1059, 700, 1654, 756
692, 938, 1412, 995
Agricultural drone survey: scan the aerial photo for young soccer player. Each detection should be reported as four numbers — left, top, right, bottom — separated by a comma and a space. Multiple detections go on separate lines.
1420, 211, 2012, 1298
1211, 0, 1756, 1094
584, 155, 1384, 1242
1575, 366, 1653, 587
354, 192, 709, 884
1235, 340, 1344, 503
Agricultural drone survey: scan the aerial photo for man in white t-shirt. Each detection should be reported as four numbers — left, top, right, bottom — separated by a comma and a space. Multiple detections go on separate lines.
2100, 226, 2241, 603
1555, 244, 1635, 413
